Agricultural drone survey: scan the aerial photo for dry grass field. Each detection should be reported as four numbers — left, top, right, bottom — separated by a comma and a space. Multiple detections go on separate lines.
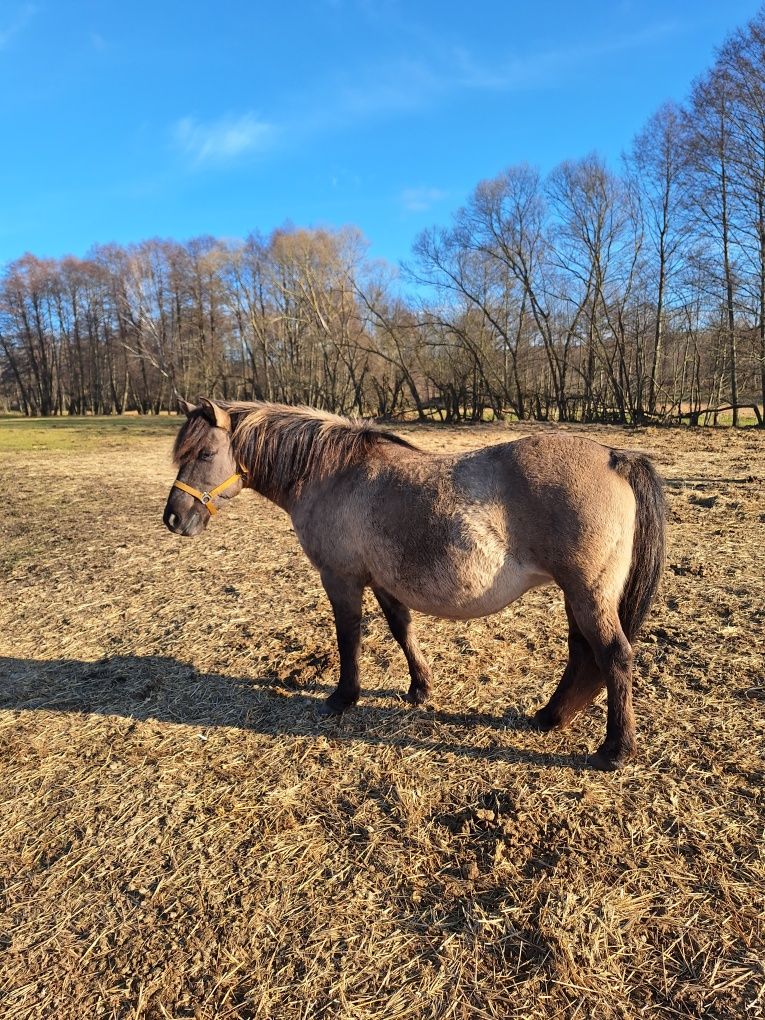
1, 416, 763, 1020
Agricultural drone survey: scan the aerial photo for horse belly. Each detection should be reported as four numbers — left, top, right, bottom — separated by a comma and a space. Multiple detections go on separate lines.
382, 553, 550, 621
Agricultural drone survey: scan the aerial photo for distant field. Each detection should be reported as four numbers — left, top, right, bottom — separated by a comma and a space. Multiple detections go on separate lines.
1, 418, 763, 1019
0, 414, 179, 453
1, 408, 762, 454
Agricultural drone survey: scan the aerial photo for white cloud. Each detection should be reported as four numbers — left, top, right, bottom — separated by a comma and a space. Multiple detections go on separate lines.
173, 113, 277, 166
167, 20, 680, 170
299, 20, 681, 139
453, 22, 680, 92
301, 58, 442, 138
0, 3, 36, 50
400, 186, 447, 213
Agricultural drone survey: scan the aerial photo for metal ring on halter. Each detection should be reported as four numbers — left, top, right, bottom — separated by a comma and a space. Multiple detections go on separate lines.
171, 472, 243, 515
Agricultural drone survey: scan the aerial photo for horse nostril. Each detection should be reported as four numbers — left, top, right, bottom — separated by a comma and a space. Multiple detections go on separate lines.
166, 511, 180, 531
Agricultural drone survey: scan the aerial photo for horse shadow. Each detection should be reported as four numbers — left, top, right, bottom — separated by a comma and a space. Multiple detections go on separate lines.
0, 654, 599, 770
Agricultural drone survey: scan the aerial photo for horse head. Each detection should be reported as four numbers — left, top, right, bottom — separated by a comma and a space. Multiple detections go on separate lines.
163, 398, 244, 537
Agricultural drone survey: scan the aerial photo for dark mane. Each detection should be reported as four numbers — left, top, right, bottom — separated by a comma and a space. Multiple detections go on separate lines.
173, 400, 417, 498
229, 401, 416, 499
172, 411, 213, 466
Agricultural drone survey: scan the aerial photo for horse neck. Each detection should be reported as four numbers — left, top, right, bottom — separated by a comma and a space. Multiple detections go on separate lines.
232, 417, 290, 510
232, 409, 351, 512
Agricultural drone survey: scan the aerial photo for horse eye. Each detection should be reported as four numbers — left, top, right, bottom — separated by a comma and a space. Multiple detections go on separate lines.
199, 450, 215, 462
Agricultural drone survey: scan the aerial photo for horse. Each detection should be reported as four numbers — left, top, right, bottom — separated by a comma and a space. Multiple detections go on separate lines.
163, 398, 666, 770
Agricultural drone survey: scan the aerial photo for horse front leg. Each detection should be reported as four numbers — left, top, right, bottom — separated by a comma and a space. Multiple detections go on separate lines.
373, 587, 432, 705
320, 570, 364, 715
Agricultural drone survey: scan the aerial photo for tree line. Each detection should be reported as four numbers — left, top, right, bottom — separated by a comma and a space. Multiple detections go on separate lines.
2, 12, 765, 425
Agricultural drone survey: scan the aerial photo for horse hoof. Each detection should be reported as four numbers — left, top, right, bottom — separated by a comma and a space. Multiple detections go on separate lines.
407, 687, 430, 706
591, 742, 636, 771
319, 693, 356, 717
531, 707, 561, 731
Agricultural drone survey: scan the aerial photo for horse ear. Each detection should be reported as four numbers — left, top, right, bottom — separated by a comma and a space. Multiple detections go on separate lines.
177, 397, 196, 417
199, 397, 232, 432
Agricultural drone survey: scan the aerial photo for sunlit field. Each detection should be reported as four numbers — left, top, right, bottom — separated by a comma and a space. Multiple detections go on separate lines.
1, 418, 763, 1019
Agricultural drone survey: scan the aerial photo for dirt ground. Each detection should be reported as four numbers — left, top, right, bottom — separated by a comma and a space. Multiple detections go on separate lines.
1, 417, 763, 1020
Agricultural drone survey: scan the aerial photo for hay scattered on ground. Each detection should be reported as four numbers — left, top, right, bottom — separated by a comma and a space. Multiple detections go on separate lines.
1, 420, 763, 1019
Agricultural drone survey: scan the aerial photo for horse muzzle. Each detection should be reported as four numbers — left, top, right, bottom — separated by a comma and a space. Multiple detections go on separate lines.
164, 471, 243, 536
163, 500, 210, 537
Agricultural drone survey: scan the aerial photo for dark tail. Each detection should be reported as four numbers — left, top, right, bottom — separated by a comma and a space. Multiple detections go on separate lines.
610, 450, 666, 643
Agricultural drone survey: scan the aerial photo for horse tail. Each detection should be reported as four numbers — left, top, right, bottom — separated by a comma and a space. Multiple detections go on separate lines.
610, 450, 666, 643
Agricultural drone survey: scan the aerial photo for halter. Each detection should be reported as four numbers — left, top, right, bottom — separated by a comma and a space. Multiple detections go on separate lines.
172, 472, 243, 516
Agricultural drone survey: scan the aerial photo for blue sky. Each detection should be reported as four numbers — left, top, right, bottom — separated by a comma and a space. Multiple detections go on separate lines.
0, 0, 761, 268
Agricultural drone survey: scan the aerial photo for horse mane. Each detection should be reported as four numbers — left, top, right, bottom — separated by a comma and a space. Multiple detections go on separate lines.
230, 401, 416, 499
172, 411, 214, 465
174, 400, 417, 499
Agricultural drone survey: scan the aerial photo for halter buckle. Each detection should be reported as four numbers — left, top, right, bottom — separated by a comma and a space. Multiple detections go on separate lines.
200, 492, 212, 505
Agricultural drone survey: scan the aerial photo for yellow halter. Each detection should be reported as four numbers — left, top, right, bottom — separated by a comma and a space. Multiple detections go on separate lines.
172, 472, 243, 516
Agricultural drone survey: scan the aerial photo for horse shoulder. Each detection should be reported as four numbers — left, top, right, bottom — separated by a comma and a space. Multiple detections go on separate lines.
289, 463, 379, 576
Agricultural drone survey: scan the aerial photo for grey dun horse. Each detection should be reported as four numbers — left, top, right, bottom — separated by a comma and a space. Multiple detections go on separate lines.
164, 398, 666, 770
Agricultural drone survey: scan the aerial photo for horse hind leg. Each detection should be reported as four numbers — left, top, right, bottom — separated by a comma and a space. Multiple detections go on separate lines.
567, 594, 636, 770
373, 587, 432, 705
534, 600, 605, 731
